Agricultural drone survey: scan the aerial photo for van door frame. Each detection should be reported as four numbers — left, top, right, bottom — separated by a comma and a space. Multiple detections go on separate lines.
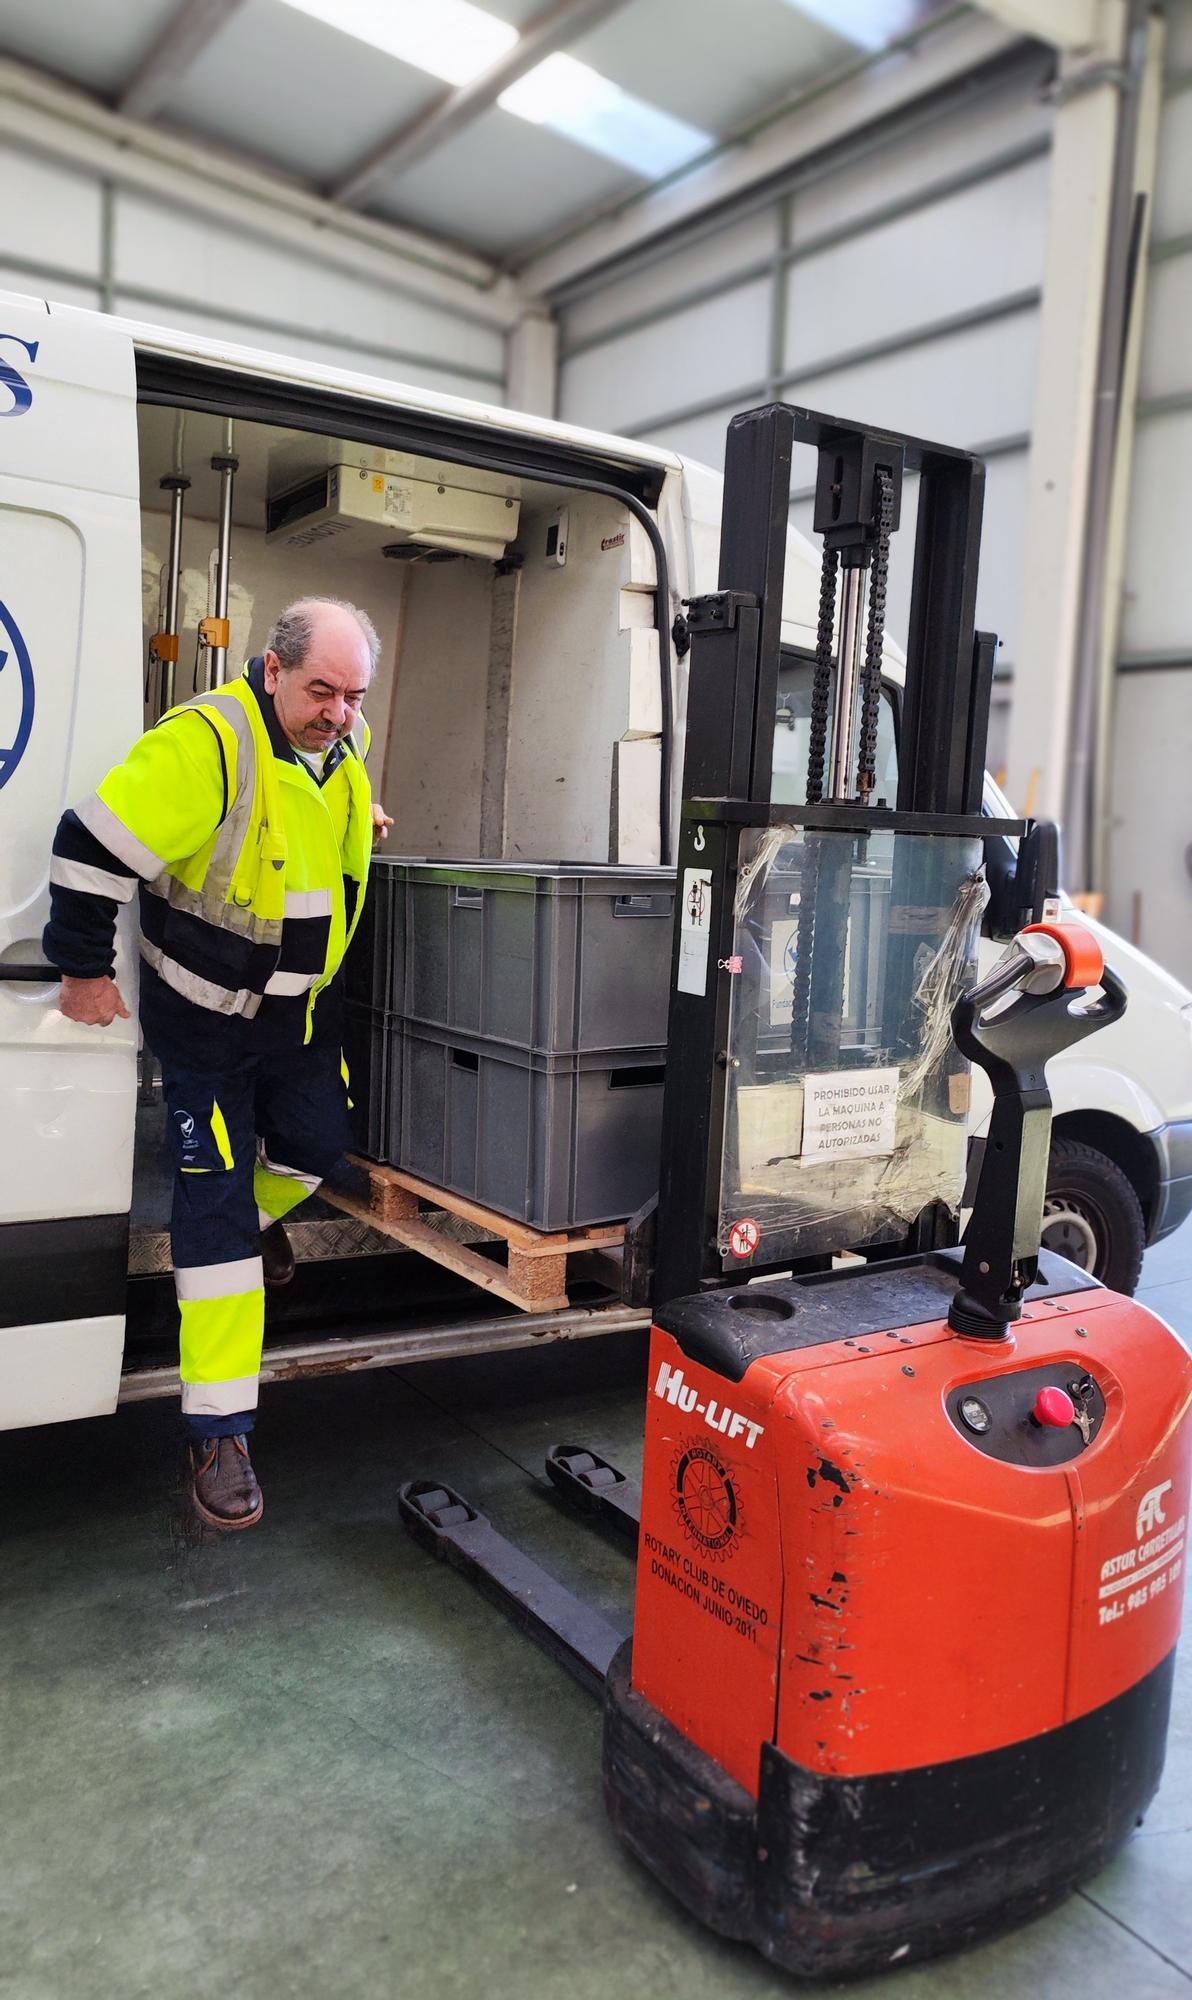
136, 353, 679, 864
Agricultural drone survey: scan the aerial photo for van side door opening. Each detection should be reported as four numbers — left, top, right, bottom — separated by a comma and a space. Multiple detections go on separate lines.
125, 383, 678, 1381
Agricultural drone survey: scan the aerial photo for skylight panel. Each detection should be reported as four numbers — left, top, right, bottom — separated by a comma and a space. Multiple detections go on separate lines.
499, 53, 710, 177
277, 0, 710, 182
277, 0, 518, 87
779, 0, 928, 51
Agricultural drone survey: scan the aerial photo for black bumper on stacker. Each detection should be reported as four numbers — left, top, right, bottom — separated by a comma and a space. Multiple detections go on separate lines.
602, 1642, 1175, 1980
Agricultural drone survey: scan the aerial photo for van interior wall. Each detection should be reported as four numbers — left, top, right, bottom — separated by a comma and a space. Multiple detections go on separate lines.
139, 508, 404, 787
502, 490, 660, 865
382, 555, 493, 856
379, 486, 661, 864
141, 481, 661, 869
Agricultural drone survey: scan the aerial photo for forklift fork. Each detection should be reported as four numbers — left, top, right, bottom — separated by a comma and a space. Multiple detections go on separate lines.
544, 1446, 641, 1542
398, 1480, 627, 1699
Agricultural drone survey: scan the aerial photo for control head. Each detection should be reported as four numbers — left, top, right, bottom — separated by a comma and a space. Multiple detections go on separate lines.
948, 921, 1126, 1339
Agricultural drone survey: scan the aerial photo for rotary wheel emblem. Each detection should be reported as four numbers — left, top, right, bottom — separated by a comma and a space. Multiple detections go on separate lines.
672, 1441, 742, 1556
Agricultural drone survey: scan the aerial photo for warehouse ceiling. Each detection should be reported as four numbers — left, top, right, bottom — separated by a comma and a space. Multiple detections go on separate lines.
0, 0, 950, 265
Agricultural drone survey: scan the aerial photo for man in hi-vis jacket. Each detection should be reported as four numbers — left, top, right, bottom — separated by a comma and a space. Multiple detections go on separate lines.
44, 598, 391, 1531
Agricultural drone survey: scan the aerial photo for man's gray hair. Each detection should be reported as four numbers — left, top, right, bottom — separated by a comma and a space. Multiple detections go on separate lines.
265, 597, 381, 673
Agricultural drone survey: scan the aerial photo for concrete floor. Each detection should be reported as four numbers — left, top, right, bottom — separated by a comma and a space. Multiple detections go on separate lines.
3, 1232, 1192, 1999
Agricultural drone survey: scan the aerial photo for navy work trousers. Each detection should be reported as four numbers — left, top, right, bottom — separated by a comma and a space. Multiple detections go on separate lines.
158, 1033, 352, 1439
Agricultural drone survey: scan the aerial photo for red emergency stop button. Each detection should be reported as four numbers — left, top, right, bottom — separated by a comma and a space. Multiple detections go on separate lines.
1032, 1385, 1075, 1428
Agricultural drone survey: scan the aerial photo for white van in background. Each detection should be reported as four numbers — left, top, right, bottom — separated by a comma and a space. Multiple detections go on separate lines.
1, 287, 1190, 1433
768, 643, 1192, 1295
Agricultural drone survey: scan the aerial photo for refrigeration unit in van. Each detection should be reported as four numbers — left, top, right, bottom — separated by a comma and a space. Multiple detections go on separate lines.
264, 451, 521, 562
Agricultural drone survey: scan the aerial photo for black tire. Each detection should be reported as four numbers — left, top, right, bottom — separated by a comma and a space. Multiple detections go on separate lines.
1042, 1137, 1146, 1295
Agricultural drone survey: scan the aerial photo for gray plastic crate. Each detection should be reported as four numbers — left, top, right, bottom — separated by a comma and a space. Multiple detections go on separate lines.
395, 1021, 666, 1231
402, 861, 675, 1053
343, 858, 405, 1013
342, 1001, 401, 1164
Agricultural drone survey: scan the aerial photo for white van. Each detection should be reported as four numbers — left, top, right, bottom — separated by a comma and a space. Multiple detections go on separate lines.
2, 289, 1190, 1433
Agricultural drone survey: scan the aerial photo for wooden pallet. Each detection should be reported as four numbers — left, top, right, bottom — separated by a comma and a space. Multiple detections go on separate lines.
321, 1159, 626, 1313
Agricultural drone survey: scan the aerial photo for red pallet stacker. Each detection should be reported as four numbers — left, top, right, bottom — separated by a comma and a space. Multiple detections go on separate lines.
399, 405, 1192, 1980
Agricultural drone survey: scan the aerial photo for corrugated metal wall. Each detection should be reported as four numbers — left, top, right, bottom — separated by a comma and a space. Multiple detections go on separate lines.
1107, 2, 1192, 975
555, 56, 1054, 780
0, 141, 508, 404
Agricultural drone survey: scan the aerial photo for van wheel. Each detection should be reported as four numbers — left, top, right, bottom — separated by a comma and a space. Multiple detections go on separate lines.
1042, 1138, 1145, 1295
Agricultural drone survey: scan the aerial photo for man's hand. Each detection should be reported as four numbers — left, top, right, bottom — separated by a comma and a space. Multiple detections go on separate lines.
371, 801, 394, 844
59, 974, 130, 1026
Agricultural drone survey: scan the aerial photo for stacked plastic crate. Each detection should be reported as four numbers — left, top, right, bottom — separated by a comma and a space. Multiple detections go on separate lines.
341, 856, 405, 1164
346, 861, 675, 1231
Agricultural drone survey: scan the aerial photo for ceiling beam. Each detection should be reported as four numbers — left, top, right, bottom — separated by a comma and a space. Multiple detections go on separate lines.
972, 0, 1102, 51
331, 0, 633, 207
119, 0, 248, 121
0, 58, 518, 321
516, 9, 1023, 297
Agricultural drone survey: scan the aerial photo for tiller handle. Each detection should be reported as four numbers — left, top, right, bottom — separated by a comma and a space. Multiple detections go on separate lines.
948, 922, 1126, 1338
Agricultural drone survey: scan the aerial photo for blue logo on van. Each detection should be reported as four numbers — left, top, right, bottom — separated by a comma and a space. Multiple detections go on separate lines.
0, 335, 38, 416
0, 601, 35, 792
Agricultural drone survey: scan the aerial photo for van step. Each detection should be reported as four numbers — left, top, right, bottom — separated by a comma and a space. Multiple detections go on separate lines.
119, 1301, 650, 1400
128, 1215, 408, 1276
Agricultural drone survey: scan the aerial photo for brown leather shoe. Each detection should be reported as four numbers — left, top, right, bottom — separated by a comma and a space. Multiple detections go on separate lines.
189, 1435, 264, 1531
261, 1219, 295, 1287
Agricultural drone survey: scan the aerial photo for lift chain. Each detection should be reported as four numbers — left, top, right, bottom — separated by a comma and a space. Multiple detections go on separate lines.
856, 466, 895, 802
790, 553, 835, 1049
806, 544, 839, 806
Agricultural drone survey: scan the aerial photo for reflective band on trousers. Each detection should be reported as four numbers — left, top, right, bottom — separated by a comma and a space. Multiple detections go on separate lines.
178, 1290, 264, 1390
258, 1151, 321, 1191
255, 1150, 322, 1224
49, 854, 139, 903
174, 1256, 262, 1302
181, 1374, 262, 1417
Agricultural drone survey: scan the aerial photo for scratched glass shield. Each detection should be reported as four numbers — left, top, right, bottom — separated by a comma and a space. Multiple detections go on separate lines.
0, 598, 35, 794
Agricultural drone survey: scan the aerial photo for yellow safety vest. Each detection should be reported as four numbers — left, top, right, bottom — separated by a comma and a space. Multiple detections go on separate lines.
80, 670, 373, 1032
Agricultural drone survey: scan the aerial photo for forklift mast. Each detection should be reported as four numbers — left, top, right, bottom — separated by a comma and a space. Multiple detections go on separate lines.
653, 403, 1020, 1307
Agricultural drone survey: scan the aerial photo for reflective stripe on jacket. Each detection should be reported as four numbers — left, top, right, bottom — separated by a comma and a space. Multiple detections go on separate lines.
45, 659, 374, 1033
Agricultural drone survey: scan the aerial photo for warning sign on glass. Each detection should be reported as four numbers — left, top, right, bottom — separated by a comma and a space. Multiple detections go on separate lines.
801, 1066, 899, 1165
